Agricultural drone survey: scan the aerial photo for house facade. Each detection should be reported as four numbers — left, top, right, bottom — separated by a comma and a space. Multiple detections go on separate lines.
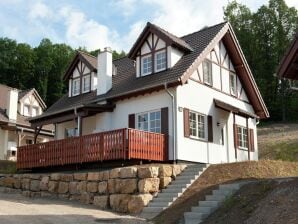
0, 85, 54, 160
26, 22, 268, 167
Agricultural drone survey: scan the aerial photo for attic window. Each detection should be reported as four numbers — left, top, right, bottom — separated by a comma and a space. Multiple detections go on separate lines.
203, 60, 212, 86
72, 78, 80, 96
142, 55, 152, 76
155, 50, 166, 72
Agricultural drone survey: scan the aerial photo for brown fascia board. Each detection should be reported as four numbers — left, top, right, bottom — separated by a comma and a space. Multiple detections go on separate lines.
63, 52, 97, 81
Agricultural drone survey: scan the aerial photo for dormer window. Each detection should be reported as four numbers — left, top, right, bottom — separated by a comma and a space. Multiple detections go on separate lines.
155, 50, 166, 72
142, 55, 152, 76
203, 60, 212, 86
72, 78, 80, 96
82, 75, 91, 93
24, 105, 30, 116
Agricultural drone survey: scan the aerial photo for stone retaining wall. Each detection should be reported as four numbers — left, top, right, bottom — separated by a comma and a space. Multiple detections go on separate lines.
0, 164, 186, 213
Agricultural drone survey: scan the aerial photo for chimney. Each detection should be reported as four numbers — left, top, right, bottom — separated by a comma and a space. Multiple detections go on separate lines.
6, 89, 18, 122
97, 47, 113, 95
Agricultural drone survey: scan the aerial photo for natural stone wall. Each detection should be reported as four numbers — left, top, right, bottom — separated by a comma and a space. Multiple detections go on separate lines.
0, 164, 186, 213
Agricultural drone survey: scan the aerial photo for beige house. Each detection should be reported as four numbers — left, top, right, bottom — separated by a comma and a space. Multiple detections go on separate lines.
0, 84, 54, 160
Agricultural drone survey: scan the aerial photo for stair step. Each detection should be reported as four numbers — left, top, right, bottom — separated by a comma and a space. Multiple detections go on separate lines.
148, 201, 173, 207
172, 179, 195, 185
175, 175, 199, 181
212, 189, 235, 195
199, 200, 220, 207
154, 196, 177, 202
162, 187, 186, 193
205, 194, 227, 201
142, 206, 165, 213
184, 217, 203, 224
156, 192, 182, 198
191, 206, 214, 214
219, 183, 240, 190
184, 212, 209, 220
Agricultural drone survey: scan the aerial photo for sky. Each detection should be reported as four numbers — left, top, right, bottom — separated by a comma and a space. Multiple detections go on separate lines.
0, 0, 297, 52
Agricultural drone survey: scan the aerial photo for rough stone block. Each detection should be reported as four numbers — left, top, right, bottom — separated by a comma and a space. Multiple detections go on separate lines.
21, 178, 30, 190
108, 179, 116, 194
28, 174, 41, 180
138, 167, 159, 178
93, 196, 109, 209
60, 174, 73, 182
159, 165, 173, 177
120, 167, 137, 178
40, 176, 49, 191
69, 182, 79, 195
58, 194, 69, 200
30, 180, 40, 192
69, 195, 81, 201
77, 181, 87, 193
109, 168, 121, 179
22, 190, 31, 197
13, 178, 21, 189
109, 194, 131, 213
172, 165, 183, 177
99, 171, 109, 181
74, 173, 87, 181
128, 194, 153, 213
160, 177, 172, 188
50, 173, 61, 181
80, 192, 93, 204
138, 178, 160, 193
40, 192, 53, 198
87, 172, 100, 181
58, 182, 69, 194
87, 182, 98, 193
1, 177, 15, 188
30, 192, 41, 197
48, 181, 58, 193
116, 179, 137, 194
98, 181, 108, 194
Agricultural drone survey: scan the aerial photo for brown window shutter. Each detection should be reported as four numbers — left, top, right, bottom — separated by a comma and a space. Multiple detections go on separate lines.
207, 115, 213, 142
183, 108, 190, 137
128, 114, 135, 128
161, 107, 169, 135
233, 124, 239, 148
249, 129, 255, 152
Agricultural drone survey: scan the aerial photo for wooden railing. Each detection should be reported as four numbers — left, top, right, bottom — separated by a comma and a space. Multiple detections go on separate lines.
17, 128, 167, 169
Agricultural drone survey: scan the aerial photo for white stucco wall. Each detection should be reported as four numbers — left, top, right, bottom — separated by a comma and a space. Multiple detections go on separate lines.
56, 120, 76, 140
0, 129, 8, 160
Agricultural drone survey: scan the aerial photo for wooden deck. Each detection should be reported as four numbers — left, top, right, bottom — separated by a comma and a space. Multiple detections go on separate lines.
17, 128, 167, 169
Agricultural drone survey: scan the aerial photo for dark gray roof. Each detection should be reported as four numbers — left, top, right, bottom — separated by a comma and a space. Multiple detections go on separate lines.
32, 22, 227, 120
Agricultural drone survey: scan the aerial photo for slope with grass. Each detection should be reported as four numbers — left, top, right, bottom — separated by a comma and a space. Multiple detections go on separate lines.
153, 160, 298, 224
0, 160, 16, 174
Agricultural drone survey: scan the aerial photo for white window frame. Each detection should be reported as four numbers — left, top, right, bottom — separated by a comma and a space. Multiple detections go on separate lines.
141, 55, 152, 76
24, 105, 30, 116
136, 109, 161, 133
31, 106, 39, 117
230, 73, 237, 96
65, 128, 78, 138
203, 60, 212, 86
155, 50, 166, 72
82, 75, 91, 93
189, 111, 207, 140
72, 78, 80, 96
237, 126, 248, 150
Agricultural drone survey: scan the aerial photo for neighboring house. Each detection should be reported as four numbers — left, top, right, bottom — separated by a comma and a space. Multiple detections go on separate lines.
277, 32, 298, 90
0, 84, 54, 160
25, 21, 268, 168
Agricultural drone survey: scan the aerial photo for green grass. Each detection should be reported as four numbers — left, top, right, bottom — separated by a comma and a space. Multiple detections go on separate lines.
261, 140, 298, 162
0, 160, 16, 174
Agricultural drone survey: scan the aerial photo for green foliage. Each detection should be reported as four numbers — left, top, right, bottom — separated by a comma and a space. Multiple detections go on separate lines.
224, 0, 298, 121
0, 38, 126, 106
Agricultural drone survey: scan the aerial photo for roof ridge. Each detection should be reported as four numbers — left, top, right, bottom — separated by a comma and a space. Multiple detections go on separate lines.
76, 50, 97, 58
149, 22, 185, 42
180, 21, 228, 39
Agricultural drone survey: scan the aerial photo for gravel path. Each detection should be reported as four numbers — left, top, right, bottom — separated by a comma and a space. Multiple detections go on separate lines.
0, 193, 150, 224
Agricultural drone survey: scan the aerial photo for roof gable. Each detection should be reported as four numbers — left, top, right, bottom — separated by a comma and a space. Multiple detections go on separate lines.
128, 22, 193, 59
18, 88, 47, 110
63, 51, 97, 81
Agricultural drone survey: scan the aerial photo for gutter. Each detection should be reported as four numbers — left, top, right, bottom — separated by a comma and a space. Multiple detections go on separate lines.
164, 83, 177, 163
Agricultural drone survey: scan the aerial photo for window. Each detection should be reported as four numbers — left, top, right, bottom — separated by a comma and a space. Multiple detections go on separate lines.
203, 60, 212, 85
237, 126, 248, 149
189, 111, 206, 140
137, 110, 161, 133
26, 139, 33, 145
82, 75, 91, 93
141, 55, 152, 76
230, 73, 236, 96
72, 78, 80, 96
24, 105, 30, 116
65, 128, 78, 138
155, 51, 166, 72
32, 107, 39, 117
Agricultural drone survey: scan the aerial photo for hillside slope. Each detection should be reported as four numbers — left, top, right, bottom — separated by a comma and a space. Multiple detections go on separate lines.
258, 123, 298, 161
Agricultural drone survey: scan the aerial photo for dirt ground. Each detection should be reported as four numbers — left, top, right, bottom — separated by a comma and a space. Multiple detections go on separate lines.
203, 178, 298, 224
0, 193, 150, 224
153, 160, 298, 224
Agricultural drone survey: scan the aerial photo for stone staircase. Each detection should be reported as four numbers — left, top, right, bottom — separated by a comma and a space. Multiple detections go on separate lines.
184, 183, 243, 224
140, 164, 209, 219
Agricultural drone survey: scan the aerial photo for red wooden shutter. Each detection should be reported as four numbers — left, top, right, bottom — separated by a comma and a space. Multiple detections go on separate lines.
234, 124, 238, 148
128, 114, 135, 128
249, 129, 255, 152
161, 107, 169, 135
183, 108, 190, 137
207, 115, 213, 142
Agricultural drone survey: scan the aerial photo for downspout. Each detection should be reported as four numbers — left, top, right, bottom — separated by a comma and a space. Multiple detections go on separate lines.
74, 107, 80, 136
164, 83, 177, 163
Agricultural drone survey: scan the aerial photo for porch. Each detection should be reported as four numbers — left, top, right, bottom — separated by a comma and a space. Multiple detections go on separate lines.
17, 128, 168, 170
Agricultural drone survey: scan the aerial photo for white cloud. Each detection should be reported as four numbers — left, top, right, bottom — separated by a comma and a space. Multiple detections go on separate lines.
111, 0, 138, 17
28, 1, 52, 20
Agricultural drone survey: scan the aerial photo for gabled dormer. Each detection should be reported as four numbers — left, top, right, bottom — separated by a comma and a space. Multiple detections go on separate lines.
63, 51, 98, 97
128, 22, 193, 77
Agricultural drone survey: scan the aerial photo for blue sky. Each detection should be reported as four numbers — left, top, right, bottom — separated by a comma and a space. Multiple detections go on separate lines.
0, 0, 297, 52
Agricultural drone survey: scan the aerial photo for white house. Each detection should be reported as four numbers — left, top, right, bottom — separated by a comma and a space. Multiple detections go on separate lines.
0, 85, 54, 160
27, 22, 269, 167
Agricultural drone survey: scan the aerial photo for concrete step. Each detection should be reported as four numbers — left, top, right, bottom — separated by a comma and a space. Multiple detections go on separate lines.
219, 183, 240, 190
142, 207, 165, 213
205, 194, 227, 201
162, 187, 186, 193
212, 189, 235, 195
184, 212, 209, 220
156, 192, 182, 198
154, 196, 177, 202
191, 206, 214, 214
148, 201, 173, 207
184, 217, 203, 224
175, 174, 199, 181
199, 200, 220, 207
172, 179, 195, 185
